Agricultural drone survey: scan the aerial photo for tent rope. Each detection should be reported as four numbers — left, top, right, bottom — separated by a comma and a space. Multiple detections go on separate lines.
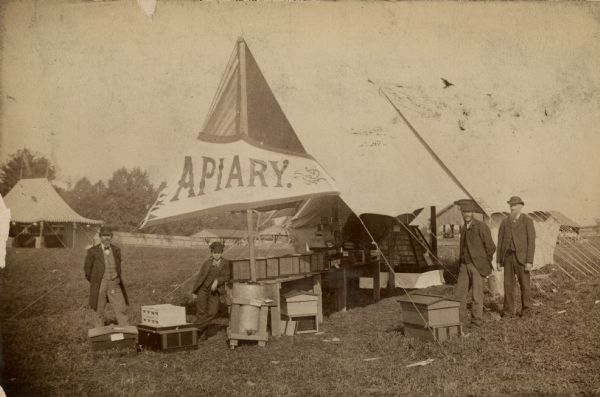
354, 213, 451, 349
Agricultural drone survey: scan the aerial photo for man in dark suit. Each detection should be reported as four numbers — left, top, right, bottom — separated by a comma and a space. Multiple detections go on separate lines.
454, 200, 496, 327
497, 196, 536, 318
191, 241, 231, 328
84, 226, 129, 327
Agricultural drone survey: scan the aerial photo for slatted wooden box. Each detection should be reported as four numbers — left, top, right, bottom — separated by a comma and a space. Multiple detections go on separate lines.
137, 324, 198, 352
88, 325, 138, 351
398, 294, 460, 328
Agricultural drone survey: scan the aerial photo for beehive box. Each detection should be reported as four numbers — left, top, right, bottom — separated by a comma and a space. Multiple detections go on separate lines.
256, 258, 267, 279
231, 259, 251, 280
88, 325, 138, 351
310, 252, 326, 272
299, 255, 311, 273
141, 304, 186, 327
403, 323, 462, 342
137, 324, 198, 352
397, 294, 460, 327
281, 291, 319, 317
279, 256, 294, 275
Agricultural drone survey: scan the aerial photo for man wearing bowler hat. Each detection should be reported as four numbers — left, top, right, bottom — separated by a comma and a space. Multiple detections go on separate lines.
497, 196, 536, 318
84, 226, 129, 327
454, 200, 496, 327
191, 241, 231, 329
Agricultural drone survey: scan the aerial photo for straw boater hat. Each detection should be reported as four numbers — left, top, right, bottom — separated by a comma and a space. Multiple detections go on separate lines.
507, 196, 525, 206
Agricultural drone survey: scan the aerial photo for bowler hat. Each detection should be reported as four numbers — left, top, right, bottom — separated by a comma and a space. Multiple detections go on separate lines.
99, 226, 113, 236
454, 199, 480, 213
507, 196, 525, 206
209, 241, 224, 252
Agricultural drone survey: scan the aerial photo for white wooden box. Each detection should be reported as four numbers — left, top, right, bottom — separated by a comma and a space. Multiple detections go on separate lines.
141, 304, 186, 327
281, 291, 318, 317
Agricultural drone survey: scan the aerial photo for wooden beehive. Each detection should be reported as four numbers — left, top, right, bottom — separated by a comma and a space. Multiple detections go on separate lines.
404, 323, 462, 342
397, 294, 460, 328
141, 304, 186, 327
281, 291, 318, 317
299, 255, 311, 273
266, 257, 280, 278
88, 325, 138, 351
279, 256, 294, 275
137, 324, 198, 352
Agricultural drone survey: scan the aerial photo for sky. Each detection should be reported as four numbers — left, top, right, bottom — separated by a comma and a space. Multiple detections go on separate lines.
1, 1, 599, 224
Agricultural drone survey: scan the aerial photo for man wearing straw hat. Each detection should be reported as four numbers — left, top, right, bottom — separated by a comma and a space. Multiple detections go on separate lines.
454, 200, 496, 327
191, 241, 231, 329
497, 196, 536, 318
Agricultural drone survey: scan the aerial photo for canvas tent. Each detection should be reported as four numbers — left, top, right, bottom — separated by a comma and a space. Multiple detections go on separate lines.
141, 38, 487, 289
4, 178, 102, 249
436, 201, 561, 270
191, 228, 248, 245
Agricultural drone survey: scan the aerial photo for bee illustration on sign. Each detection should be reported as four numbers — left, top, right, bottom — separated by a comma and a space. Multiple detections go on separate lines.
293, 168, 326, 185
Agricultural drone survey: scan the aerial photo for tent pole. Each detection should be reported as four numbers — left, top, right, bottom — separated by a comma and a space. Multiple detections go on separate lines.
430, 206, 438, 257
247, 210, 257, 282
72, 222, 76, 249
379, 86, 487, 216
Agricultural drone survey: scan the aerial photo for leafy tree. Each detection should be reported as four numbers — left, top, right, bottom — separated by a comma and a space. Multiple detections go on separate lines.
63, 177, 106, 220
99, 167, 156, 231
0, 148, 56, 195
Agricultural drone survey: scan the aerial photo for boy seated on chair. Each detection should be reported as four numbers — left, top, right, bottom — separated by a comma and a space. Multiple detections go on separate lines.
191, 241, 231, 333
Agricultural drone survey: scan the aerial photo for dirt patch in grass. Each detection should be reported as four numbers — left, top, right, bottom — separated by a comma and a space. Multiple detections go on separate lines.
1, 246, 600, 396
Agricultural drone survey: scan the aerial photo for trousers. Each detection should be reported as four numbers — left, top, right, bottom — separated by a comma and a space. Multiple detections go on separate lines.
94, 278, 129, 327
195, 287, 220, 325
503, 251, 531, 315
454, 262, 484, 325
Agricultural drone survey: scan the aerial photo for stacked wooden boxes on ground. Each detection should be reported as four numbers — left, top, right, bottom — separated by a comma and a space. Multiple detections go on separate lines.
137, 304, 198, 352
398, 294, 462, 342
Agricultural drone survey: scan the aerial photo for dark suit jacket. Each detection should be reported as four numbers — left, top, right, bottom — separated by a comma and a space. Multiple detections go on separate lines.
460, 219, 496, 277
497, 214, 536, 265
84, 244, 129, 310
192, 258, 231, 295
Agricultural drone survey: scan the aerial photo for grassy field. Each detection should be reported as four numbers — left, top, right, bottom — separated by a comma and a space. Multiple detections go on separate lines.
1, 241, 600, 396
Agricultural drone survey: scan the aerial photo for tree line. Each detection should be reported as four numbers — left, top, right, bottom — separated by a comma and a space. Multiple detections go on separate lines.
0, 148, 248, 235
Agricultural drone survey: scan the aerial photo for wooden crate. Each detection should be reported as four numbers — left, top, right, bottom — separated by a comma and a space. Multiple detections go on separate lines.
88, 325, 138, 351
137, 324, 198, 352
398, 294, 460, 327
141, 304, 186, 327
403, 322, 462, 342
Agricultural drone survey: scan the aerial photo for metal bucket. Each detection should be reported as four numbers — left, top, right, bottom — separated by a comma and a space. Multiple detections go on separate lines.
238, 304, 260, 335
231, 282, 269, 300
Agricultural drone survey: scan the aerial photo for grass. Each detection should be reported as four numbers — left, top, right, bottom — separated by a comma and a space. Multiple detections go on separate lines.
1, 241, 600, 396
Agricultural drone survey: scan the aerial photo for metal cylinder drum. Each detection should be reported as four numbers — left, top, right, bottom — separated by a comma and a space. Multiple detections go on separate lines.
238, 304, 260, 335
231, 282, 268, 300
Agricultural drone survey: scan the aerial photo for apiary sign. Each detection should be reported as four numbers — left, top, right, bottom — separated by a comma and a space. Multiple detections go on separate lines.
140, 140, 338, 228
